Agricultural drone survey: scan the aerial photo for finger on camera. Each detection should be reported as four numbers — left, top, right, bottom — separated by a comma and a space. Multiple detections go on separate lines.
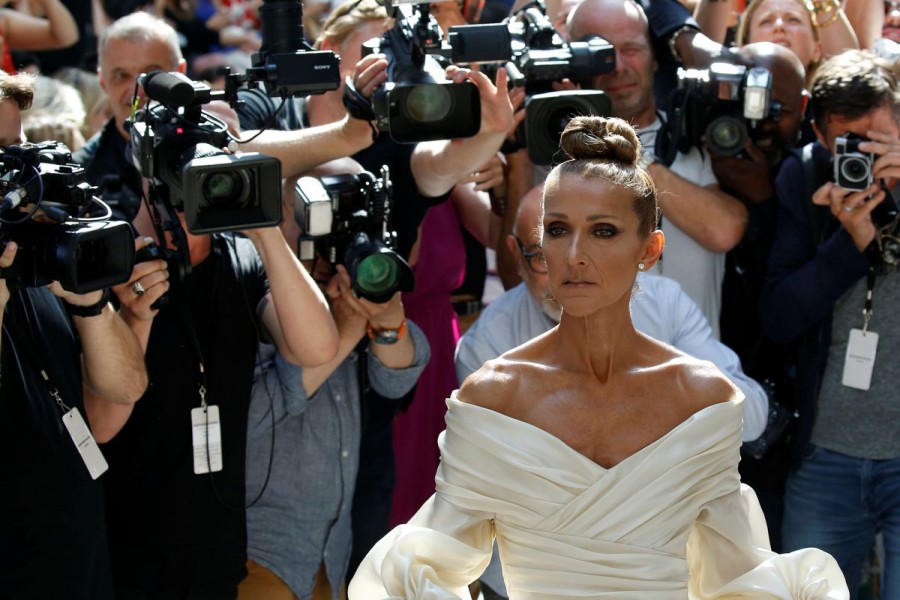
131, 258, 168, 280
0, 241, 18, 268
812, 181, 839, 205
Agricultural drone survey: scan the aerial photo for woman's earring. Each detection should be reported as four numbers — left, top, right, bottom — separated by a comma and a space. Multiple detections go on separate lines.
638, 262, 645, 271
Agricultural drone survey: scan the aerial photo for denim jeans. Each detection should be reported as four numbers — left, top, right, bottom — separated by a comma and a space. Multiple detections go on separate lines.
782, 444, 900, 598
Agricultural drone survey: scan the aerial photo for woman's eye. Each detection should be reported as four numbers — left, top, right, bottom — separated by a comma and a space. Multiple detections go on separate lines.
594, 226, 618, 239
546, 224, 567, 237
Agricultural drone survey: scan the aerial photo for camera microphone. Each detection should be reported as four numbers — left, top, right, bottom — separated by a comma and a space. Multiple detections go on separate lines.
140, 71, 212, 108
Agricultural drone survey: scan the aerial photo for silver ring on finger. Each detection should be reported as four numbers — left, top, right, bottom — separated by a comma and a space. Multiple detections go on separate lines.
133, 281, 146, 296
843, 205, 855, 213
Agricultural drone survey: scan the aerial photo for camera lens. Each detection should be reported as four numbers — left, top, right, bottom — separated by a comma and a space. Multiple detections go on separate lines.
356, 253, 400, 297
840, 156, 870, 184
201, 171, 248, 206
404, 84, 453, 124
706, 116, 747, 156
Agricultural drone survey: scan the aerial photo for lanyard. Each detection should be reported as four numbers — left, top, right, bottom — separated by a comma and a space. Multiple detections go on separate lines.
862, 267, 877, 333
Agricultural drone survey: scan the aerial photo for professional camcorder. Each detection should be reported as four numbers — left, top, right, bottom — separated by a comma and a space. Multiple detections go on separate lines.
443, 1, 614, 164
0, 142, 134, 293
663, 63, 781, 159
127, 71, 283, 235
360, 1, 482, 143
293, 166, 414, 303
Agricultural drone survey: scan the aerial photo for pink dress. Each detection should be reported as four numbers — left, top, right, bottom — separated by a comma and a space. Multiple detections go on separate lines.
390, 200, 467, 526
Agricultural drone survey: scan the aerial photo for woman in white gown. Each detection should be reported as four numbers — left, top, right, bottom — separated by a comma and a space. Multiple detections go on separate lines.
349, 116, 849, 599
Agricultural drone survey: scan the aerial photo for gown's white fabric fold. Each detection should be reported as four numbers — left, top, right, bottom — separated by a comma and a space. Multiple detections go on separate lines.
349, 393, 848, 599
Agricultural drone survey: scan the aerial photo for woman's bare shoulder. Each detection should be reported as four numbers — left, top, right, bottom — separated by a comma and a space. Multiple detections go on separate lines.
661, 351, 740, 414
458, 346, 550, 414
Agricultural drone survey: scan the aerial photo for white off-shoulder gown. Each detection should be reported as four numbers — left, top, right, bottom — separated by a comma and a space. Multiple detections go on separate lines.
349, 394, 849, 599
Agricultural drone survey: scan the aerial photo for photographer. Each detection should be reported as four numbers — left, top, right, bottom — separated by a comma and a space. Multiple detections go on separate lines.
566, 0, 746, 336
760, 49, 900, 596
0, 69, 148, 599
240, 165, 430, 600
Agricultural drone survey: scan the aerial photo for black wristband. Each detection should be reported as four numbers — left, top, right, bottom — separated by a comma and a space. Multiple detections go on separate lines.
65, 288, 110, 318
342, 76, 377, 122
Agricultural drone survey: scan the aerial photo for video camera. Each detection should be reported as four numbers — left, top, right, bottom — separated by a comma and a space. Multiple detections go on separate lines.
662, 62, 781, 160
293, 166, 414, 303
362, 1, 482, 143
0, 142, 134, 294
127, 71, 283, 235
442, 1, 615, 164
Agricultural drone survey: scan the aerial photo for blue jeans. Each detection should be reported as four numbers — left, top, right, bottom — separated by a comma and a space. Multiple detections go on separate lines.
782, 444, 900, 598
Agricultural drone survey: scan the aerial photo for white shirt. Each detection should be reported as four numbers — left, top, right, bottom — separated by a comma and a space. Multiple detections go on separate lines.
639, 118, 725, 339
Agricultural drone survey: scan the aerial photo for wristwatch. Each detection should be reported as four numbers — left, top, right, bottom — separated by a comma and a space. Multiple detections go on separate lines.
367, 319, 408, 345
65, 288, 110, 318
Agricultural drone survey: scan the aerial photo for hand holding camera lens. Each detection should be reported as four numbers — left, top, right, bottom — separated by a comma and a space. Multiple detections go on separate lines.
0, 241, 17, 310
113, 237, 170, 322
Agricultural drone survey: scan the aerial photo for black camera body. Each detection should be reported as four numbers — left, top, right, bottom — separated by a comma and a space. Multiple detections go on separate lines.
293, 167, 414, 303
365, 4, 481, 144
128, 71, 283, 234
670, 63, 780, 158
447, 4, 615, 164
834, 133, 874, 191
0, 142, 134, 293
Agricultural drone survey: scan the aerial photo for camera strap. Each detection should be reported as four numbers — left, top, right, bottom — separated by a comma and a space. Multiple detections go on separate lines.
342, 76, 379, 141
2, 309, 108, 479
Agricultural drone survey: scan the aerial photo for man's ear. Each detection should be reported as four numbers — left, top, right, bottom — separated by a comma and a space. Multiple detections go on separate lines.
505, 233, 519, 257
799, 89, 810, 120
811, 118, 828, 149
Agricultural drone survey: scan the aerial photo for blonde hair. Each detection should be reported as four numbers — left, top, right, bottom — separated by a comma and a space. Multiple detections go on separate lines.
736, 0, 821, 47
21, 75, 87, 150
315, 0, 392, 49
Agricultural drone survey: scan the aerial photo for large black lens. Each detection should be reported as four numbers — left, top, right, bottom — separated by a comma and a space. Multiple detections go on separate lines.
706, 117, 747, 156
202, 171, 246, 205
356, 253, 400, 297
404, 85, 453, 123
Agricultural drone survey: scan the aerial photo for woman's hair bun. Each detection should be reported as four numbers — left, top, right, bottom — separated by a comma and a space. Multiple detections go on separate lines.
558, 116, 642, 166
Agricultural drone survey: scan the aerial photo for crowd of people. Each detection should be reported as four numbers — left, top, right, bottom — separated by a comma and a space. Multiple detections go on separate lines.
1, 0, 899, 598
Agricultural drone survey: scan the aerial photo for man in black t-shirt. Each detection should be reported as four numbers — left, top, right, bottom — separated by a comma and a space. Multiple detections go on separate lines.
0, 69, 148, 600
89, 174, 339, 600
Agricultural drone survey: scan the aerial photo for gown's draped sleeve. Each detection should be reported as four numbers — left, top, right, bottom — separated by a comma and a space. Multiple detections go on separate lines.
687, 484, 849, 599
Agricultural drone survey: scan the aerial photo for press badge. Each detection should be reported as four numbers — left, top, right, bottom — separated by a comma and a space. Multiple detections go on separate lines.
191, 405, 223, 474
842, 328, 879, 391
62, 407, 109, 480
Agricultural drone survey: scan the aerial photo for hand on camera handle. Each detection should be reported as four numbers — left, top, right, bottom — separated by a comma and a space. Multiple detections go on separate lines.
858, 129, 900, 184
113, 237, 170, 323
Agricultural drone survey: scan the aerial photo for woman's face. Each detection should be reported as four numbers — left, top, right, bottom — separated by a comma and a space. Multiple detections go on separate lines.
541, 172, 653, 318
747, 0, 821, 70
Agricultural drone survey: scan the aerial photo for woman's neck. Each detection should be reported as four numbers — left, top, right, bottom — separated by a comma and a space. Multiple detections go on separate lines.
552, 300, 640, 383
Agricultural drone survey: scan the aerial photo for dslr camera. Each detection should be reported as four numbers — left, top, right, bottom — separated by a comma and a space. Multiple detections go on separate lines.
666, 63, 780, 158
293, 166, 414, 303
446, 2, 614, 164
0, 142, 134, 293
127, 71, 283, 234
834, 133, 874, 191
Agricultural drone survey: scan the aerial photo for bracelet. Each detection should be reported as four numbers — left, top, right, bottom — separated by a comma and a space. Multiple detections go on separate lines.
65, 288, 110, 318
816, 7, 842, 26
668, 24, 699, 64
367, 319, 408, 345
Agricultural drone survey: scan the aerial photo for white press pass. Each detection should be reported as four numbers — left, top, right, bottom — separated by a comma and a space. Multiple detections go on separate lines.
842, 328, 879, 391
191, 405, 223, 474
62, 407, 108, 480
